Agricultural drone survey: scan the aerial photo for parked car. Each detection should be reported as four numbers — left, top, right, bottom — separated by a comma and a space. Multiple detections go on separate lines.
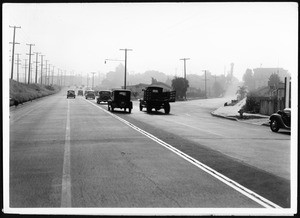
77, 90, 83, 96
108, 89, 132, 113
96, 91, 111, 104
269, 108, 291, 132
67, 90, 76, 98
85, 90, 95, 99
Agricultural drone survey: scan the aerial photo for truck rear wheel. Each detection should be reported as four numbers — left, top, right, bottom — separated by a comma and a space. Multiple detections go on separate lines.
164, 102, 170, 114
139, 103, 143, 111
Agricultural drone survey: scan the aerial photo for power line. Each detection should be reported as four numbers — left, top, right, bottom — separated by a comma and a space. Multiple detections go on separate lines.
9, 25, 21, 80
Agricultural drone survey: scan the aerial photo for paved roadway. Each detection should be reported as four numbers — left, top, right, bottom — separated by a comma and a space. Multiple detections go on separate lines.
9, 89, 291, 210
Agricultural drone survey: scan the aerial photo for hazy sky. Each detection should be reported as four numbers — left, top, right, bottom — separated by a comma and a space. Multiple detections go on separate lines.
3, 2, 298, 81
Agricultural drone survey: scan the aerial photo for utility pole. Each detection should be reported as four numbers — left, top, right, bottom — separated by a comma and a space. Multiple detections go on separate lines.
40, 55, 45, 84
44, 60, 49, 85
59, 70, 62, 86
52, 66, 55, 85
202, 70, 209, 99
180, 58, 190, 80
119, 48, 132, 89
87, 74, 89, 87
23, 59, 28, 83
9, 25, 21, 80
64, 70, 66, 86
48, 64, 51, 85
26, 43, 35, 84
180, 58, 190, 100
15, 53, 21, 82
91, 72, 96, 89
34, 52, 40, 83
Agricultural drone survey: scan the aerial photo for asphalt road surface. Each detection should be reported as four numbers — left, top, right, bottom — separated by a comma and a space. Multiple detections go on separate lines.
9, 89, 291, 210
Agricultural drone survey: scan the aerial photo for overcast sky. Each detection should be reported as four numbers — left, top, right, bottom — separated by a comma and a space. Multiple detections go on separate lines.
3, 2, 298, 81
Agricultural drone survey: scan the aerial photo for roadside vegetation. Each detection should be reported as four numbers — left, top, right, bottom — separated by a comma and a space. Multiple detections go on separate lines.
10, 79, 61, 106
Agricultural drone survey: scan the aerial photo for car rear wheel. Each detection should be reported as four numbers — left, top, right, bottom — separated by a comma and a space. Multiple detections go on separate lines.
139, 104, 143, 111
270, 119, 280, 132
128, 108, 131, 113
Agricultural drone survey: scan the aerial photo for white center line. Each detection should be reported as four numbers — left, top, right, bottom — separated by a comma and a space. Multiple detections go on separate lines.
61, 99, 71, 207
85, 99, 282, 209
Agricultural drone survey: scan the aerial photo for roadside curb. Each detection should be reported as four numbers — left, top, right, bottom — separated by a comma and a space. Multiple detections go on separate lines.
210, 112, 238, 121
211, 112, 270, 127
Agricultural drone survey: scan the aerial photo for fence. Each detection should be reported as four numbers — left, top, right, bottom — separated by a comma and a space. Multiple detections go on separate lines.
259, 98, 285, 115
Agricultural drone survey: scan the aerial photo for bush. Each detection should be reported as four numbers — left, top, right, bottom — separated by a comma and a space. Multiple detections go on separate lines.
244, 92, 260, 113
10, 80, 60, 106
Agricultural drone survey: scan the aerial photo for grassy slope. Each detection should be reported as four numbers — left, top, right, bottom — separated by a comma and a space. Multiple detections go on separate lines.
10, 79, 61, 106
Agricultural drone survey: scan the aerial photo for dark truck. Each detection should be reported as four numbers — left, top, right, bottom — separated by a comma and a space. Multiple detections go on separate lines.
139, 86, 176, 114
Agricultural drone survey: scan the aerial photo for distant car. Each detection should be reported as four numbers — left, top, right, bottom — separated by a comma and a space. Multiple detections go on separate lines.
85, 90, 95, 99
67, 90, 76, 98
77, 90, 83, 96
96, 91, 111, 104
108, 89, 132, 113
269, 108, 291, 132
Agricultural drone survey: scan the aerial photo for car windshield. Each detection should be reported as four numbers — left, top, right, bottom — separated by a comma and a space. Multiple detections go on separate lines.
68, 90, 74, 94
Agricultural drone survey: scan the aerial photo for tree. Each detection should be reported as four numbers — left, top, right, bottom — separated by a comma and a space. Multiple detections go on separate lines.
242, 69, 255, 91
171, 77, 189, 100
268, 73, 281, 88
236, 85, 247, 100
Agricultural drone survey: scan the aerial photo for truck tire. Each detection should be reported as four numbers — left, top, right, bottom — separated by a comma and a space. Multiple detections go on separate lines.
147, 105, 152, 113
164, 102, 170, 114
129, 108, 132, 113
139, 103, 143, 111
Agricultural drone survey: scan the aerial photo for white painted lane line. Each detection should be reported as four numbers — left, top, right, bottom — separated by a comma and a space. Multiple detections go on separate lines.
85, 99, 282, 209
61, 99, 71, 207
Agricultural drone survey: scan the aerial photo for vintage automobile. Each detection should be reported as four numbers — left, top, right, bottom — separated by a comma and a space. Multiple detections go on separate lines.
77, 90, 83, 96
139, 86, 176, 114
85, 90, 95, 99
67, 90, 76, 98
107, 89, 132, 113
269, 108, 291, 132
96, 90, 111, 104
